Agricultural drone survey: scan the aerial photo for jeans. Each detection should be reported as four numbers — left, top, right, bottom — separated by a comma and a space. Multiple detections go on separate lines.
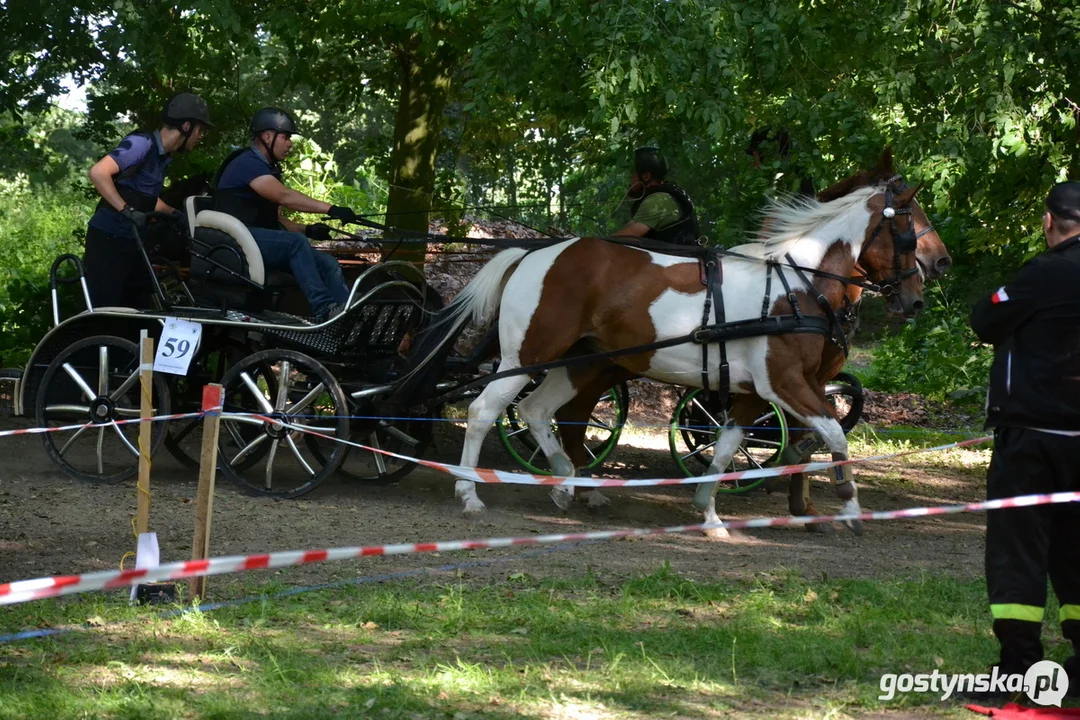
248, 227, 348, 317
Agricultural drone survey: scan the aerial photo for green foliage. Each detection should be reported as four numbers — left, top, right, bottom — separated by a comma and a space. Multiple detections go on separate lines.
280, 135, 387, 222
0, 108, 100, 185
10, 0, 1080, 254
861, 282, 993, 401
5, 0, 1080, 389
0, 175, 88, 367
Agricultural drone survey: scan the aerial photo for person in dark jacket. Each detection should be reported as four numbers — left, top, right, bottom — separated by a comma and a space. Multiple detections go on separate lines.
85, 92, 211, 308
613, 146, 702, 246
968, 181, 1080, 699
214, 107, 358, 322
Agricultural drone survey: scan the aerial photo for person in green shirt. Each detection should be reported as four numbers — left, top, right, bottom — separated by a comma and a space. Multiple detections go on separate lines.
614, 146, 702, 246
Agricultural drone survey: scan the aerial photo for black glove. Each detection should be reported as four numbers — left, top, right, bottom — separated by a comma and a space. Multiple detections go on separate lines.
168, 210, 189, 238
305, 222, 333, 240
327, 205, 358, 224
121, 206, 148, 231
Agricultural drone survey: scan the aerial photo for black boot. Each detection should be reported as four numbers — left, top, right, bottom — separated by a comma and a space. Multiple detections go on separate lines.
959, 620, 1044, 703
995, 619, 1045, 675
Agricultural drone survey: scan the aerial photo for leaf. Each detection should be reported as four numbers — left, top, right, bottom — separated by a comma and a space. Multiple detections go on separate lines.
510, 627, 529, 635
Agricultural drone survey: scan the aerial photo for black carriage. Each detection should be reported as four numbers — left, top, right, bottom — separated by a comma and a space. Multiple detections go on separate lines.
6, 199, 443, 499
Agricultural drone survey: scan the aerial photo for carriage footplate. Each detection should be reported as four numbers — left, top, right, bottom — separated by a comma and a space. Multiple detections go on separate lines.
268, 300, 422, 360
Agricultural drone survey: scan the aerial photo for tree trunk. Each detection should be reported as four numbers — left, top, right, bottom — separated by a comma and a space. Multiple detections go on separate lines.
384, 39, 455, 266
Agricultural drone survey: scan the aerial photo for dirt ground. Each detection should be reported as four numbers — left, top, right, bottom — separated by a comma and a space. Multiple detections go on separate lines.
0, 396, 990, 596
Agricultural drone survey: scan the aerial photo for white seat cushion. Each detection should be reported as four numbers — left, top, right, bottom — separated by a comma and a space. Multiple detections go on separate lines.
193, 210, 266, 286
183, 196, 202, 239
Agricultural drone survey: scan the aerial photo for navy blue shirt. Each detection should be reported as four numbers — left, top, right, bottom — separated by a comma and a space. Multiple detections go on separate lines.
88, 131, 172, 238
216, 147, 280, 200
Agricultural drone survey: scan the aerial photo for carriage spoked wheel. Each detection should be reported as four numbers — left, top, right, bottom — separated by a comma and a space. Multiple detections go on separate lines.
668, 389, 789, 494
163, 344, 274, 470
217, 349, 349, 499
824, 372, 864, 435
304, 406, 436, 486
35, 335, 172, 484
668, 374, 866, 493
497, 377, 630, 475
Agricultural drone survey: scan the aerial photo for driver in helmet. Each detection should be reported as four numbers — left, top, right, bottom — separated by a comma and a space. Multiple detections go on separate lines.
213, 107, 356, 322
613, 146, 702, 246
85, 91, 211, 308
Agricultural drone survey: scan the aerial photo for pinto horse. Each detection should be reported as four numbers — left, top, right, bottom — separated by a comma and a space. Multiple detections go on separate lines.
420, 174, 925, 531
534, 151, 951, 533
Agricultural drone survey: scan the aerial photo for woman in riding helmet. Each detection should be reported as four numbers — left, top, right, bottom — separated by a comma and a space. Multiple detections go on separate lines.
85, 92, 211, 308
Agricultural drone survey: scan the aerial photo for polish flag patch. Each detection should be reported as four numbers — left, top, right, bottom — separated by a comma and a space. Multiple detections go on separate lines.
991, 287, 1010, 304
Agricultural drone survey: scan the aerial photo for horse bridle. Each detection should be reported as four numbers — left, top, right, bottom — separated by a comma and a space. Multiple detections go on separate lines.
855, 173, 921, 296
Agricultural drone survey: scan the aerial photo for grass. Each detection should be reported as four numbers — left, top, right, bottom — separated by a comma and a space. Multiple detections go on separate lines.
0, 564, 1073, 718
846, 425, 993, 472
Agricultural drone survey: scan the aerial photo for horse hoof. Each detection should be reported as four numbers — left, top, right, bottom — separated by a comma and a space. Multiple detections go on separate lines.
462, 499, 487, 518
550, 488, 573, 512
703, 525, 731, 539
692, 483, 714, 511
806, 522, 836, 536
838, 500, 862, 535
841, 518, 864, 536
584, 490, 611, 511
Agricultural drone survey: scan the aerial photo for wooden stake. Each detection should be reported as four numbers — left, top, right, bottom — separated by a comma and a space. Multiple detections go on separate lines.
190, 383, 224, 601
135, 331, 154, 535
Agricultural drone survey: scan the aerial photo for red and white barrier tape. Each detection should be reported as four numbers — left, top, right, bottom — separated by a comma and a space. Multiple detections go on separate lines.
0, 411, 207, 439
229, 412, 992, 488
1, 490, 1077, 606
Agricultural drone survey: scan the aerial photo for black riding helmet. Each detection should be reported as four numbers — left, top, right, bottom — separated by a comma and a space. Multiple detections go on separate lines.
250, 107, 299, 168
250, 107, 300, 136
633, 146, 669, 180
163, 92, 211, 152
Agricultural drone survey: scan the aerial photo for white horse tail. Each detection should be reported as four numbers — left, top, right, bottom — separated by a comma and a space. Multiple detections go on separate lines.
396, 247, 530, 395
450, 246, 531, 328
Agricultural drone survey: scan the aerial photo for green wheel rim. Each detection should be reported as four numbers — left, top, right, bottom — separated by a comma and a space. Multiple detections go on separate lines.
667, 389, 789, 494
498, 382, 627, 475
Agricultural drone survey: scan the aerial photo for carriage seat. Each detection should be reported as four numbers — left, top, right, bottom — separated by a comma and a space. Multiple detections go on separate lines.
184, 195, 296, 308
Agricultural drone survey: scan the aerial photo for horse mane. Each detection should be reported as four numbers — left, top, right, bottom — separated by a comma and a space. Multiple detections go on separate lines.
751, 185, 879, 259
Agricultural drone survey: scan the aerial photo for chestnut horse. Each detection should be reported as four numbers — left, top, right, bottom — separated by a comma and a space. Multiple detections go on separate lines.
420, 174, 925, 531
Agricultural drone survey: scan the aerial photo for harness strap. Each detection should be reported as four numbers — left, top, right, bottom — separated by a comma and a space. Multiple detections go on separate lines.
698, 254, 729, 399
785, 252, 850, 357
439, 314, 832, 399
774, 262, 803, 321
710, 257, 729, 397
761, 261, 774, 320
700, 260, 713, 397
